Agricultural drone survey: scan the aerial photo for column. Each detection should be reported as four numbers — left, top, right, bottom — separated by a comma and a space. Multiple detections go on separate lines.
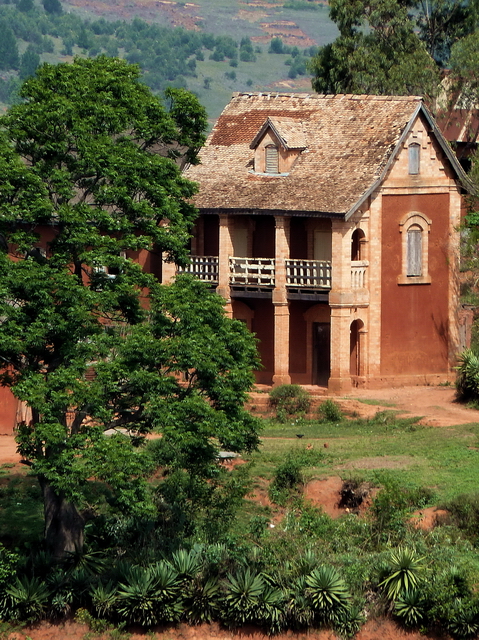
328, 219, 353, 393
272, 216, 291, 386
328, 306, 352, 393
217, 214, 233, 317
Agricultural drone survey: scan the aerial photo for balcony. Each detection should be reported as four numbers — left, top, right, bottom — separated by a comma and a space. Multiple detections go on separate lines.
179, 256, 219, 283
182, 256, 332, 291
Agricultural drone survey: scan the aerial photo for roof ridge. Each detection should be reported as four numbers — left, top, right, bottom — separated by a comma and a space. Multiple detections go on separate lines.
233, 92, 423, 102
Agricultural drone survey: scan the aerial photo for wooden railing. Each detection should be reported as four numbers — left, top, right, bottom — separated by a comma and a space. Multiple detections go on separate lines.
286, 259, 332, 289
179, 256, 219, 283
351, 260, 368, 289
182, 256, 333, 291
229, 257, 275, 287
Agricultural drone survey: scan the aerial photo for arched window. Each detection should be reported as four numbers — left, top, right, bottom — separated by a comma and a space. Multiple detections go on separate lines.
351, 228, 366, 261
398, 212, 431, 285
408, 143, 420, 175
265, 145, 279, 174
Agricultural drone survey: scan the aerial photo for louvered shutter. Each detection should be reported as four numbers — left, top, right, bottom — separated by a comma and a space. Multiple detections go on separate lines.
407, 228, 422, 276
265, 146, 279, 173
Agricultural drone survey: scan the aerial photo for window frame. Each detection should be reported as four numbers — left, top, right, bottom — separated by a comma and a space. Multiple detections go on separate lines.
397, 212, 432, 285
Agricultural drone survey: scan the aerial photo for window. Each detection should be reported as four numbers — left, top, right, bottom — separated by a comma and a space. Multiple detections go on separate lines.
265, 145, 279, 174
398, 212, 431, 285
408, 143, 420, 175
406, 225, 422, 276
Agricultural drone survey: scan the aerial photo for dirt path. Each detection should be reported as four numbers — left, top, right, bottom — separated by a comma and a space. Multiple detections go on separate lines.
345, 384, 479, 427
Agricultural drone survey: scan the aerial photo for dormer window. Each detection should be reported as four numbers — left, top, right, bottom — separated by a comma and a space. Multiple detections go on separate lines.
265, 145, 279, 174
408, 143, 420, 174
250, 116, 307, 175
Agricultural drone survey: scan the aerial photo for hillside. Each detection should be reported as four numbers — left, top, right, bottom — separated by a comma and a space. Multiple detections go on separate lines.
0, 0, 338, 122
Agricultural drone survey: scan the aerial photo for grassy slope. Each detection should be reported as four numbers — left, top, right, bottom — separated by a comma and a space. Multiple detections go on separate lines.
59, 0, 338, 121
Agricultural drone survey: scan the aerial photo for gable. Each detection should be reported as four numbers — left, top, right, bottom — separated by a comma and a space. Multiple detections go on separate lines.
187, 93, 471, 216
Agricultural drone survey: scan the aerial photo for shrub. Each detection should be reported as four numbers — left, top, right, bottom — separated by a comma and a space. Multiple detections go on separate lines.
379, 547, 425, 600
268, 384, 311, 421
317, 399, 342, 422
456, 349, 479, 402
268, 452, 304, 505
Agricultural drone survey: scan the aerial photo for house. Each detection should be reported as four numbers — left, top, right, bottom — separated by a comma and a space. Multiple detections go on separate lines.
175, 92, 472, 392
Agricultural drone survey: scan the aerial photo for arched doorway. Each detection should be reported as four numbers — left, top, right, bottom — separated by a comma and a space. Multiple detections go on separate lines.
350, 319, 364, 377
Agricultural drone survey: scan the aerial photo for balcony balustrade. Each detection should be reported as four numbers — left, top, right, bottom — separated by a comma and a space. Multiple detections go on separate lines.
351, 260, 368, 289
179, 256, 219, 283
182, 256, 334, 291
286, 258, 331, 289
229, 257, 276, 287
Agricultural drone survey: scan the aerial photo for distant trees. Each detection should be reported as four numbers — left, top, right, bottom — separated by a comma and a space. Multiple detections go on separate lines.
0, 19, 19, 70
310, 0, 440, 97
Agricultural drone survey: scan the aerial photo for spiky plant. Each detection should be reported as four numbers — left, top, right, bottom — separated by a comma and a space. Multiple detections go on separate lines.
456, 349, 479, 401
255, 585, 286, 634
168, 548, 203, 582
379, 547, 425, 600
395, 589, 426, 627
305, 565, 351, 623
224, 567, 264, 625
90, 580, 118, 618
185, 577, 220, 624
5, 576, 50, 622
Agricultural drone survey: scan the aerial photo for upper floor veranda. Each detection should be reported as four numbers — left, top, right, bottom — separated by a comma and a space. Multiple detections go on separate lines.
170, 213, 369, 302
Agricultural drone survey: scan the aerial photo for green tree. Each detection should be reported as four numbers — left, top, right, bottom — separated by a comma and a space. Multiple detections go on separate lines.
19, 45, 40, 80
0, 20, 20, 71
0, 57, 259, 558
42, 0, 62, 13
310, 0, 440, 97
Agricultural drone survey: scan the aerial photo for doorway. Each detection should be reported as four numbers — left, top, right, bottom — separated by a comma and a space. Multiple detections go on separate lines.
313, 322, 330, 386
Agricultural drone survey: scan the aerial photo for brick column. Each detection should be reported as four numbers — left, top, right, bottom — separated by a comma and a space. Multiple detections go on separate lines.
272, 216, 291, 386
328, 306, 352, 393
217, 214, 233, 317
328, 219, 352, 393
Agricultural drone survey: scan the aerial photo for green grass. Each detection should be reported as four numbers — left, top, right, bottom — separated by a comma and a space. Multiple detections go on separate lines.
245, 414, 479, 503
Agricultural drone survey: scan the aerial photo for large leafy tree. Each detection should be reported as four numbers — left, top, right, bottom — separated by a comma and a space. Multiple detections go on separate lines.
0, 57, 260, 558
310, 0, 440, 97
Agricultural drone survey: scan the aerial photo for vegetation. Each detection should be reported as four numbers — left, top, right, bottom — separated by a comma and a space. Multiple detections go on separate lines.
0, 57, 260, 558
268, 384, 311, 421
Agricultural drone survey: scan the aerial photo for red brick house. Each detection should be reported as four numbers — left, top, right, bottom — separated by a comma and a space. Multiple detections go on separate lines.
179, 92, 472, 392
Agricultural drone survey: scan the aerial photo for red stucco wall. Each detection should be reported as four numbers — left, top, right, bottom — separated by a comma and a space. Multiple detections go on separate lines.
380, 193, 450, 375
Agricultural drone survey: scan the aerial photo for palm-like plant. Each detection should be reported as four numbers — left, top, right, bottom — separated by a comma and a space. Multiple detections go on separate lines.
286, 576, 313, 628
168, 548, 203, 582
255, 584, 286, 634
456, 349, 479, 401
90, 580, 118, 618
447, 599, 479, 639
117, 563, 182, 628
5, 576, 50, 622
224, 567, 264, 625
185, 577, 220, 624
395, 589, 425, 627
306, 565, 351, 622
379, 547, 425, 600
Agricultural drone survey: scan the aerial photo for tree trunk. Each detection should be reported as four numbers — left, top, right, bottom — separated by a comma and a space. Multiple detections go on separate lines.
39, 478, 85, 559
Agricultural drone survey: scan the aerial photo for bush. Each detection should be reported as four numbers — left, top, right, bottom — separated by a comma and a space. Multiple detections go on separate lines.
317, 399, 342, 422
268, 384, 311, 421
268, 453, 304, 505
456, 349, 479, 402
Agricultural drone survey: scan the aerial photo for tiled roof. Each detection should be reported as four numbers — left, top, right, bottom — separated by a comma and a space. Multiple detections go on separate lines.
186, 92, 425, 215
250, 117, 307, 150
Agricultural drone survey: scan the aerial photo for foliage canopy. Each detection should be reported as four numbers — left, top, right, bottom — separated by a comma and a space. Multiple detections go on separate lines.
0, 56, 260, 557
